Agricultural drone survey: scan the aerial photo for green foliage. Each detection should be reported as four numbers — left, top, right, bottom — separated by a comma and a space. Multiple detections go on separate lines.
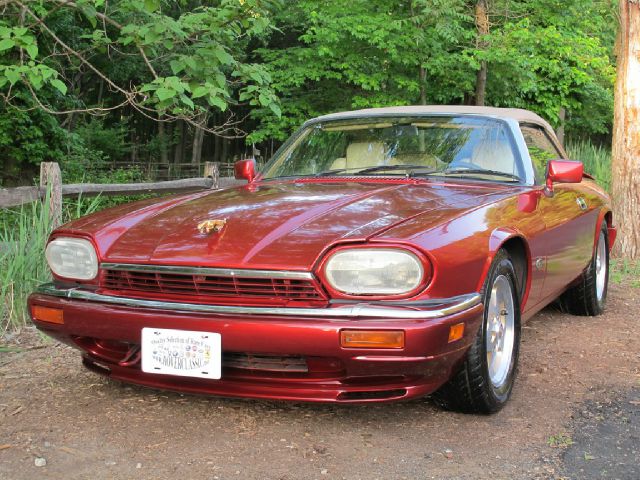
249, 0, 616, 143
0, 100, 68, 183
1, 0, 282, 117
0, 102, 137, 186
484, 2, 615, 131
0, 25, 63, 92
0, 0, 618, 177
249, 0, 475, 142
73, 119, 130, 163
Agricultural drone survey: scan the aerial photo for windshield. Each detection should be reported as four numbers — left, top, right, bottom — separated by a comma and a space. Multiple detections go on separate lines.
261, 116, 523, 182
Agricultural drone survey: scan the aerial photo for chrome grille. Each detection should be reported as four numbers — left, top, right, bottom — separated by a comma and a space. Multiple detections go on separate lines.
100, 265, 326, 303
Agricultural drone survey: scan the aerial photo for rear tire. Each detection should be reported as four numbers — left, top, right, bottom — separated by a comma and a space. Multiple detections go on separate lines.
433, 249, 521, 414
560, 221, 609, 316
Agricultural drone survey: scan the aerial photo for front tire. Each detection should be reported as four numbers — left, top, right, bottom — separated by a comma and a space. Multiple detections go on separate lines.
560, 220, 609, 316
433, 249, 521, 414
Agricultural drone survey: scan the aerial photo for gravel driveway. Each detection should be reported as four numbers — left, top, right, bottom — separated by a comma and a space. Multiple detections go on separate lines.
1, 283, 638, 480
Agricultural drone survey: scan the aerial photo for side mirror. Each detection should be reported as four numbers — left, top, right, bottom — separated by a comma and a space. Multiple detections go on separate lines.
234, 158, 256, 183
545, 160, 583, 193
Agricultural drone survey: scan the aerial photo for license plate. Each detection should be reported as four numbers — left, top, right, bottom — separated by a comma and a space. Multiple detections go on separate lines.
141, 328, 221, 379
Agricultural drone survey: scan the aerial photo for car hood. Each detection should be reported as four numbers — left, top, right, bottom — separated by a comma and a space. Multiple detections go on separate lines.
64, 181, 514, 270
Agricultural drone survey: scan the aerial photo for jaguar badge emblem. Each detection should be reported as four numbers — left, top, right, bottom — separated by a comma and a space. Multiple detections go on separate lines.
197, 219, 227, 235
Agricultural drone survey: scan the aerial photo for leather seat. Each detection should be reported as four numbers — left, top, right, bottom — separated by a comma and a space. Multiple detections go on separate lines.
471, 140, 516, 174
330, 141, 386, 171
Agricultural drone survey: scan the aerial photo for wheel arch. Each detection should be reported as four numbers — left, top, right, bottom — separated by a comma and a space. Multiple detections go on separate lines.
601, 210, 616, 251
478, 229, 531, 308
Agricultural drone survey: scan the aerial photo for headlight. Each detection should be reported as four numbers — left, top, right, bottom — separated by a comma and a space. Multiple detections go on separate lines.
45, 237, 98, 280
323, 248, 425, 296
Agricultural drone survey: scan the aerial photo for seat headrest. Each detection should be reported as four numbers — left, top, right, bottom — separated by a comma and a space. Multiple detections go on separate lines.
471, 140, 515, 174
345, 141, 386, 169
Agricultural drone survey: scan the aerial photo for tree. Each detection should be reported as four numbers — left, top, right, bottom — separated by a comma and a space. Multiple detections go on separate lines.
0, 0, 282, 181
0, 0, 619, 184
250, 0, 474, 143
478, 0, 615, 133
612, 0, 640, 259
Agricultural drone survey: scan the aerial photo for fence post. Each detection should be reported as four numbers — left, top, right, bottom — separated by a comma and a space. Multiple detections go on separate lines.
203, 161, 219, 189
40, 162, 62, 228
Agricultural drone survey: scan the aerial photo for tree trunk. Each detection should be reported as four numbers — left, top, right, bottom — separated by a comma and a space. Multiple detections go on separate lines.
214, 127, 222, 163
191, 113, 207, 165
191, 128, 203, 165
221, 137, 229, 167
556, 107, 566, 148
97, 79, 104, 106
419, 66, 427, 105
612, 0, 640, 259
174, 120, 184, 164
474, 0, 489, 106
158, 119, 168, 165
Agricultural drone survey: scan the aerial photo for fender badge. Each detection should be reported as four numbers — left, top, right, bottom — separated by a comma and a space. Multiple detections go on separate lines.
197, 219, 227, 235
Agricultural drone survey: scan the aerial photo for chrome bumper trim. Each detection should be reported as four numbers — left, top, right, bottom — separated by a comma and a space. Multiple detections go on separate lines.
100, 263, 315, 281
34, 283, 482, 320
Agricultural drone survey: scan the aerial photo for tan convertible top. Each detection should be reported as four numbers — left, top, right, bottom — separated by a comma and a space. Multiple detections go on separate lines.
309, 105, 555, 132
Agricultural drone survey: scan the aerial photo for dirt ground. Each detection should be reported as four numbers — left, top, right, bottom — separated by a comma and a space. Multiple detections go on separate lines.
1, 284, 638, 480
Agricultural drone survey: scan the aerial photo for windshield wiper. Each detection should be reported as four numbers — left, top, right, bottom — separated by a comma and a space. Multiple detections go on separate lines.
354, 164, 436, 175
437, 168, 521, 182
314, 168, 350, 177
313, 164, 436, 177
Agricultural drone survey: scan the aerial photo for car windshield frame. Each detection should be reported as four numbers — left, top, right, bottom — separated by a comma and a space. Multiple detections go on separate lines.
260, 115, 527, 185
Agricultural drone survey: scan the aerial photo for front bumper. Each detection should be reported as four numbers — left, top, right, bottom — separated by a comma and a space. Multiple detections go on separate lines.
28, 283, 484, 403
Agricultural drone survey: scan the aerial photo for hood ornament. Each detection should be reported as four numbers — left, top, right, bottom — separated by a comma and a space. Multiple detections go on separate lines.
197, 219, 227, 235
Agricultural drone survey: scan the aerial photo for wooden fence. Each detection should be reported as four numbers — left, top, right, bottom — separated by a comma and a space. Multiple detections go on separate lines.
0, 162, 243, 228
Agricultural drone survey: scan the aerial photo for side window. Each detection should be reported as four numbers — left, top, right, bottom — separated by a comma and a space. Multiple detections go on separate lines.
520, 125, 562, 183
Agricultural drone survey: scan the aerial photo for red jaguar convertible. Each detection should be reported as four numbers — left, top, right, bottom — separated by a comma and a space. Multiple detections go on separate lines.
29, 106, 615, 413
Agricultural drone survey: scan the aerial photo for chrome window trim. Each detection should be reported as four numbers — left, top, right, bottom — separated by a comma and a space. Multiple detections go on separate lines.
35, 283, 481, 320
101, 263, 315, 281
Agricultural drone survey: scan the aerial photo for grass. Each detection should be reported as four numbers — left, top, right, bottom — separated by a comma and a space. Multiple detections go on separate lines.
566, 139, 612, 192
610, 258, 640, 287
547, 433, 574, 448
0, 198, 52, 335
0, 194, 103, 333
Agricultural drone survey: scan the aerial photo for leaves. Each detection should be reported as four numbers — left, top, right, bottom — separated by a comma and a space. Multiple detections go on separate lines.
0, 0, 615, 153
49, 78, 67, 95
4, 68, 20, 85
144, 0, 161, 13
155, 87, 175, 101
0, 39, 15, 52
213, 48, 234, 65
25, 44, 38, 60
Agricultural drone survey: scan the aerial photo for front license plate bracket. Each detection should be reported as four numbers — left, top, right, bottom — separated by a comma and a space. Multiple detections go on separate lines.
141, 327, 221, 379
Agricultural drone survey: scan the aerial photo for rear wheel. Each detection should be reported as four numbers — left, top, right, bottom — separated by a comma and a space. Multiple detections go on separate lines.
560, 221, 609, 316
433, 249, 521, 414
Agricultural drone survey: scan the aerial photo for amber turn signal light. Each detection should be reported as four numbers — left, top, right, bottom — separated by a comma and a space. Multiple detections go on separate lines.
31, 305, 64, 325
448, 322, 465, 343
340, 330, 404, 349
